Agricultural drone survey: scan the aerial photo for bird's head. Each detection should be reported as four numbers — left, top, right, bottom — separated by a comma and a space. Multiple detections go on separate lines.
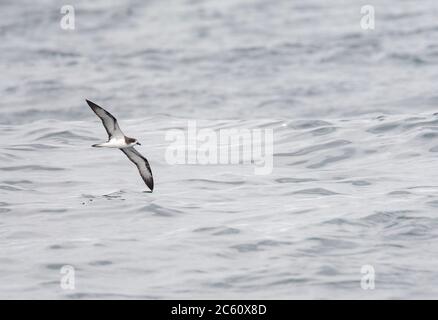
125, 137, 141, 146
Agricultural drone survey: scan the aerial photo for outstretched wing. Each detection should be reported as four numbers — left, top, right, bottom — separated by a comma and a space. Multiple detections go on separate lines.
86, 99, 125, 139
120, 147, 154, 192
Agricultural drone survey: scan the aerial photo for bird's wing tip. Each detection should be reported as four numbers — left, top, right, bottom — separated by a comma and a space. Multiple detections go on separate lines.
143, 187, 153, 193
86, 100, 104, 115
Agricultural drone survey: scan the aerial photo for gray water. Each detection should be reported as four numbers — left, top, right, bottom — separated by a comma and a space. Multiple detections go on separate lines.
1, 0, 438, 299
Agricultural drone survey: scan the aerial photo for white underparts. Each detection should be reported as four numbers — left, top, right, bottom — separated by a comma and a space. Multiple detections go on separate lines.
93, 138, 136, 149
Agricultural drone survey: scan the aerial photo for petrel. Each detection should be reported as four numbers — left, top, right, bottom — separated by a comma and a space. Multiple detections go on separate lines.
86, 99, 154, 192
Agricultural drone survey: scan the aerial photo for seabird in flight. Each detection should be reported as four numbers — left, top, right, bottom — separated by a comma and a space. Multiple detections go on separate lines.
86, 99, 154, 192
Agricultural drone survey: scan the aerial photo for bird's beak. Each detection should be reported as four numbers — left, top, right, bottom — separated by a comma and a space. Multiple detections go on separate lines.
137, 142, 142, 146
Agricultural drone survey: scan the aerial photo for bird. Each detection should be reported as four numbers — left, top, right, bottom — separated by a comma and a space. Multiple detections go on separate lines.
86, 99, 154, 192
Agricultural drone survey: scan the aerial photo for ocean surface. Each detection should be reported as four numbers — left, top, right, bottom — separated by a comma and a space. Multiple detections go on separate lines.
1, 0, 438, 299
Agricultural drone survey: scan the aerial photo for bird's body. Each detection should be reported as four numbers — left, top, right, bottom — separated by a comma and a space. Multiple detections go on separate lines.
92, 137, 137, 148
86, 99, 154, 192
